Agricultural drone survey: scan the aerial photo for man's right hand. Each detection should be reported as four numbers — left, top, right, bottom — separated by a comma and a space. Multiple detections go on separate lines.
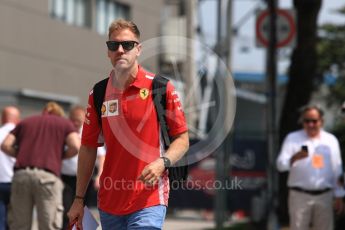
67, 199, 84, 230
290, 150, 308, 166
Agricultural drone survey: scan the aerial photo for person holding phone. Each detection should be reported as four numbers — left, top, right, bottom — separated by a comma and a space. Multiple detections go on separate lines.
276, 105, 345, 230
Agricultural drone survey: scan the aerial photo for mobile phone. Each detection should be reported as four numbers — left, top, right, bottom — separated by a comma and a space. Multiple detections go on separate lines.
301, 145, 308, 152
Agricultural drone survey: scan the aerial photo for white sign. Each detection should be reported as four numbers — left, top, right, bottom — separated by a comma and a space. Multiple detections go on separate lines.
71, 206, 99, 230
256, 9, 296, 48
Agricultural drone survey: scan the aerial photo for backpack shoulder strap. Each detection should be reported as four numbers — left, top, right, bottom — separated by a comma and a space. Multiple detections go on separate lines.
152, 74, 170, 149
93, 77, 109, 127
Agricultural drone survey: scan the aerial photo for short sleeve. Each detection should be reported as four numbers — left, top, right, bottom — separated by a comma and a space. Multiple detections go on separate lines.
65, 120, 77, 135
165, 81, 188, 137
10, 123, 21, 137
81, 89, 104, 148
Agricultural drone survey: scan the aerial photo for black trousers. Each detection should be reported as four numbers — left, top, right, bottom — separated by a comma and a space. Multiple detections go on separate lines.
62, 175, 76, 230
61, 175, 94, 230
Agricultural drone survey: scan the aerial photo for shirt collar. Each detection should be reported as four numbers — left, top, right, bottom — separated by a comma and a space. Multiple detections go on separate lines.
302, 129, 323, 140
108, 65, 154, 90
131, 65, 153, 89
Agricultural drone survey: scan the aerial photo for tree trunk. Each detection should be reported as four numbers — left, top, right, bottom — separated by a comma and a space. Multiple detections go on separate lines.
278, 0, 322, 225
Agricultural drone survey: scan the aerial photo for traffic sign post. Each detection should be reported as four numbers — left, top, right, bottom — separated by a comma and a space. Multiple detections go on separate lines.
256, 9, 296, 48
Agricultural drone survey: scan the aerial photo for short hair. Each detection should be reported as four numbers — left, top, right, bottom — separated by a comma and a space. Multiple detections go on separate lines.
298, 104, 324, 123
108, 19, 140, 40
69, 105, 85, 114
43, 102, 65, 117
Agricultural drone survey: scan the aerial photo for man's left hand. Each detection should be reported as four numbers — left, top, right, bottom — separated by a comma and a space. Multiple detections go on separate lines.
138, 158, 166, 185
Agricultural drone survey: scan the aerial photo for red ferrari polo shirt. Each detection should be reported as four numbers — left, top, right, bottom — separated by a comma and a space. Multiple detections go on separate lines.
82, 65, 187, 215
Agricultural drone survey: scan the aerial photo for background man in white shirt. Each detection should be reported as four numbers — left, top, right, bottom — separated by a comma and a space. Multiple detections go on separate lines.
0, 106, 20, 230
276, 105, 345, 230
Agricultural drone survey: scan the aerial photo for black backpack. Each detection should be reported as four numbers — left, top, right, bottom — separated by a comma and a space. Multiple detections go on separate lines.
93, 75, 188, 185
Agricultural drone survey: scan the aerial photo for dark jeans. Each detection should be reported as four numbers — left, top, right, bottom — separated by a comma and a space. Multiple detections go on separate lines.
0, 183, 11, 230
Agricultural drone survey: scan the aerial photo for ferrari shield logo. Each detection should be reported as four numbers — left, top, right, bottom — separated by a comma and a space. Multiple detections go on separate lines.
139, 88, 149, 100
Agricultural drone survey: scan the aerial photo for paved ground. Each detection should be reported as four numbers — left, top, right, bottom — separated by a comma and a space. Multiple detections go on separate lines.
31, 208, 290, 230
32, 211, 214, 230
164, 218, 215, 230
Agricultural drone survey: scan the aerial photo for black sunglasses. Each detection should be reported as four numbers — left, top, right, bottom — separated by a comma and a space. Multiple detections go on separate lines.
303, 118, 319, 124
106, 41, 139, 51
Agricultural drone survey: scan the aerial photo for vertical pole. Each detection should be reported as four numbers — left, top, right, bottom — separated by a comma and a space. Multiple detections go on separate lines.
185, 0, 198, 134
215, 0, 226, 228
266, 0, 279, 229
223, 0, 233, 225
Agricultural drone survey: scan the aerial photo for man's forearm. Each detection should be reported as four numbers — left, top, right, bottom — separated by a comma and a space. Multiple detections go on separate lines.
76, 145, 97, 197
97, 155, 105, 177
1, 134, 17, 157
165, 131, 189, 165
63, 146, 79, 159
1, 144, 17, 157
64, 132, 81, 159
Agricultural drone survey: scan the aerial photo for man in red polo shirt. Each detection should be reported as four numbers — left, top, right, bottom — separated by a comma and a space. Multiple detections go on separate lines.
68, 19, 189, 229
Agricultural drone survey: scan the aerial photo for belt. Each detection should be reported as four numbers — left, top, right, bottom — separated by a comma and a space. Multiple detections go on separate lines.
290, 187, 331, 195
14, 166, 55, 175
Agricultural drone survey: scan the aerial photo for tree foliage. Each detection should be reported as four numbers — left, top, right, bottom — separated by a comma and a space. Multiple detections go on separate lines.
317, 6, 345, 105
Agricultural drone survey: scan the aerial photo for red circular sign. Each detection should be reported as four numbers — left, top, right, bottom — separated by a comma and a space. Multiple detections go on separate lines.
256, 9, 296, 48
